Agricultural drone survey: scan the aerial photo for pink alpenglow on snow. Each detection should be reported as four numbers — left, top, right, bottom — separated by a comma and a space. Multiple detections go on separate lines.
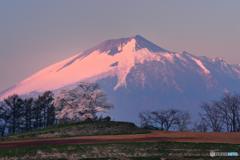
1, 35, 240, 121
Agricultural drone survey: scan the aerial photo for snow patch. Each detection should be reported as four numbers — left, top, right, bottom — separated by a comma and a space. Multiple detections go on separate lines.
192, 57, 210, 75
163, 53, 174, 63
113, 39, 136, 89
113, 40, 161, 90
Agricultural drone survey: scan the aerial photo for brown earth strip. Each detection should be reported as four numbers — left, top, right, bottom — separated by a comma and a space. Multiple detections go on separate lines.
0, 131, 240, 148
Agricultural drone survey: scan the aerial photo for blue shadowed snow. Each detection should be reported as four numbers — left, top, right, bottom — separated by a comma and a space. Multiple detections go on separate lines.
110, 62, 119, 67
82, 37, 130, 56
81, 34, 169, 57
134, 35, 168, 53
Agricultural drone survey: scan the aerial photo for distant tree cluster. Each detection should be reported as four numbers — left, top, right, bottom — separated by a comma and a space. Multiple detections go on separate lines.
140, 93, 240, 133
0, 91, 55, 136
194, 93, 240, 132
139, 109, 191, 131
3, 81, 240, 136
0, 83, 113, 137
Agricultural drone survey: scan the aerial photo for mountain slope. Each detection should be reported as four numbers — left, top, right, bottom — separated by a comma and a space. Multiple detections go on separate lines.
1, 35, 240, 122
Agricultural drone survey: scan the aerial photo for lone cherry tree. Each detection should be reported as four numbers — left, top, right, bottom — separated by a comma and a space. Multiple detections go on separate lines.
55, 82, 113, 122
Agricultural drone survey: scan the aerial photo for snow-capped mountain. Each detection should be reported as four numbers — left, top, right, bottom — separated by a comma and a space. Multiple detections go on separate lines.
1, 35, 240, 122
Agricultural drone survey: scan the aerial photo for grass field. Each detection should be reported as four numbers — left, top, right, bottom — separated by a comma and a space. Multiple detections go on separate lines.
0, 142, 240, 159
1, 121, 240, 159
2, 121, 149, 141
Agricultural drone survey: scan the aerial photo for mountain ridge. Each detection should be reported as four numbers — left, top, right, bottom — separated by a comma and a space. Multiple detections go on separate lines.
1, 35, 240, 122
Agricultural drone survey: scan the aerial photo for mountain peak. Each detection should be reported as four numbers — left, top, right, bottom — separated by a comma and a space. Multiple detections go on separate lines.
81, 35, 168, 56
133, 35, 168, 53
2, 34, 240, 122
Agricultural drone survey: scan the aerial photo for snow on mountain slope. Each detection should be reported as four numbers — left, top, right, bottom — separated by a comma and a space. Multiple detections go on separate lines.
0, 37, 163, 99
1, 35, 240, 121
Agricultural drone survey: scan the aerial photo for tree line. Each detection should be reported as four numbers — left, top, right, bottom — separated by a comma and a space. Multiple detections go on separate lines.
139, 93, 240, 132
0, 91, 55, 136
0, 83, 113, 137
139, 109, 191, 131
1, 83, 240, 136
195, 93, 240, 132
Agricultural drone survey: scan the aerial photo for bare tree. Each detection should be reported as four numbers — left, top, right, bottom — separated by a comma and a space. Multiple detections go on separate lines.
192, 119, 208, 132
176, 111, 191, 131
139, 111, 156, 129
200, 102, 223, 132
199, 93, 240, 132
139, 109, 190, 131
0, 102, 8, 136
218, 93, 240, 132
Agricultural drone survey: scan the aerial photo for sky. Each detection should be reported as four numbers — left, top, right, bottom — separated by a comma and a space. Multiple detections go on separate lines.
0, 0, 240, 92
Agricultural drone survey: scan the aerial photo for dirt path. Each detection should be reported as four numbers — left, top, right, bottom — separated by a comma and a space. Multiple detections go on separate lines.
0, 131, 240, 148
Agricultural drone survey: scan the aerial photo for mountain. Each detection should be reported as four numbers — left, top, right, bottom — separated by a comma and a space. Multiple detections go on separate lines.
1, 35, 240, 122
